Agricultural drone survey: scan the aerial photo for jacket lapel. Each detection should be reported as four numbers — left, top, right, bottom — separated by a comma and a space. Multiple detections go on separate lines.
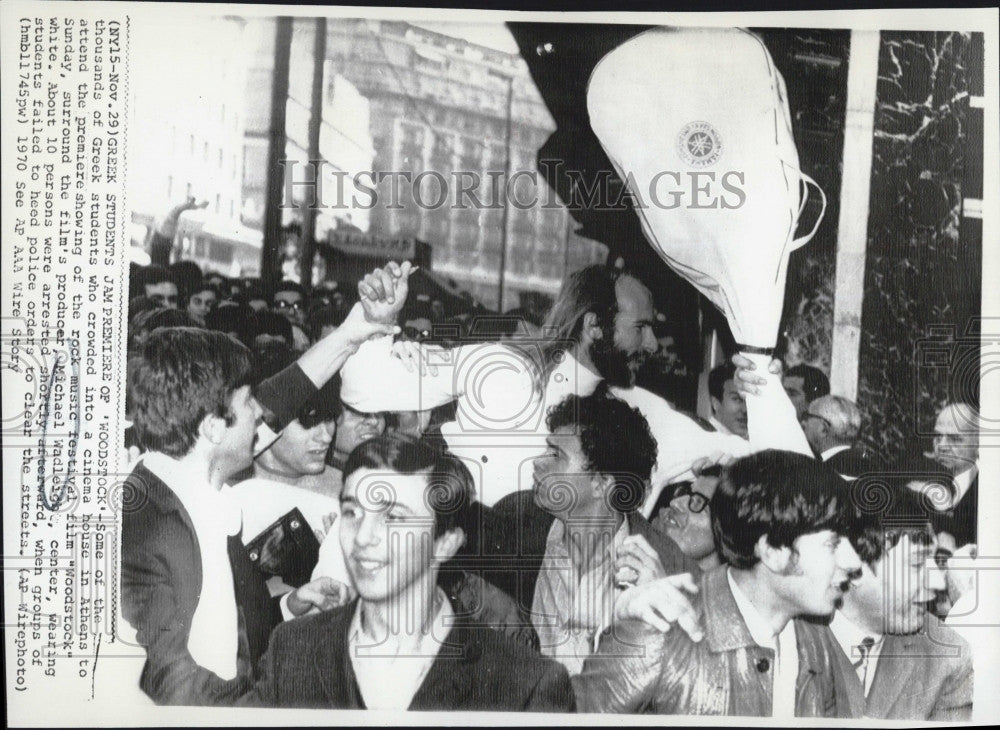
312, 601, 364, 708
865, 633, 917, 718
410, 620, 478, 710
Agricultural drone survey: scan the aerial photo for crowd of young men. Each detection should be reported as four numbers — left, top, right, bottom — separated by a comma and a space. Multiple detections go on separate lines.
121, 259, 976, 719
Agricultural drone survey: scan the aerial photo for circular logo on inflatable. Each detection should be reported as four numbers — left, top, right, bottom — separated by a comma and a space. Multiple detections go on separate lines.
677, 121, 723, 167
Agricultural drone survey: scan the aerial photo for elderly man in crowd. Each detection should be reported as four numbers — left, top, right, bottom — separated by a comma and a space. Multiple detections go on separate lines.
928, 402, 979, 549
800, 394, 874, 480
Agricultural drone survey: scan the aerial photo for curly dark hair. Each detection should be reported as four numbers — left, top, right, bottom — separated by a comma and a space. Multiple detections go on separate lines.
545, 383, 657, 513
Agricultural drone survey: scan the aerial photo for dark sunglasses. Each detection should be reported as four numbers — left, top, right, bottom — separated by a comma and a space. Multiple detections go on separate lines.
670, 483, 711, 514
297, 404, 338, 429
274, 299, 302, 311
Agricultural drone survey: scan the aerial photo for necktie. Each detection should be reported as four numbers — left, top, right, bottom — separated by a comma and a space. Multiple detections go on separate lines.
852, 636, 876, 691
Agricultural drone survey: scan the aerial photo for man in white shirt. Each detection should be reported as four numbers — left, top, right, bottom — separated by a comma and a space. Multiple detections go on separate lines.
831, 486, 972, 720
346, 263, 810, 510
241, 433, 575, 711
123, 303, 396, 705
233, 376, 352, 593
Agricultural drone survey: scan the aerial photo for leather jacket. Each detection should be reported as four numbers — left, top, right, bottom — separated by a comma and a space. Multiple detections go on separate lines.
572, 566, 860, 717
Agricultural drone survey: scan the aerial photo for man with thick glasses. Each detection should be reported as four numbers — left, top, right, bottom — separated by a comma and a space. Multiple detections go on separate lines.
651, 461, 725, 575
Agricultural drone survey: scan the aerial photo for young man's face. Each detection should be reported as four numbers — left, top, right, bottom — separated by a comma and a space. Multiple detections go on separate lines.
654, 474, 718, 562
334, 405, 386, 460
219, 385, 263, 476
532, 426, 602, 519
145, 281, 179, 309
778, 529, 861, 617
711, 379, 748, 438
266, 418, 336, 477
339, 468, 441, 603
186, 289, 217, 325
849, 532, 943, 635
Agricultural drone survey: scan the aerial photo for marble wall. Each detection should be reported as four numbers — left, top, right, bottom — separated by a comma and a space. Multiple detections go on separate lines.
857, 31, 982, 460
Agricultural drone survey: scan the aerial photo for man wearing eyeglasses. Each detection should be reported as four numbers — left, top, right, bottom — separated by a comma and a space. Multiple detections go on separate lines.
271, 281, 311, 352
650, 461, 725, 575
800, 395, 874, 480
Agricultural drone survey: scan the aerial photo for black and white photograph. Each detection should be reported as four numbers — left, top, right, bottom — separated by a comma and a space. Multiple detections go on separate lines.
2, 1, 997, 725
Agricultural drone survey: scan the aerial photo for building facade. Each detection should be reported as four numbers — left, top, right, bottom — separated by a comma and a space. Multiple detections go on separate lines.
326, 19, 606, 310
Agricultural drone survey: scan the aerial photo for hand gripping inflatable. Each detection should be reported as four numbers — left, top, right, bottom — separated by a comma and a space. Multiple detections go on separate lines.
587, 27, 826, 357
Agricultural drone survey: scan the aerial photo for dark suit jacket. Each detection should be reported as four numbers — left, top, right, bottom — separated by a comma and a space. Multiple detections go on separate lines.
824, 446, 877, 480
121, 363, 317, 705
937, 477, 978, 549
830, 624, 973, 721
239, 599, 576, 711
122, 463, 281, 705
480, 490, 699, 618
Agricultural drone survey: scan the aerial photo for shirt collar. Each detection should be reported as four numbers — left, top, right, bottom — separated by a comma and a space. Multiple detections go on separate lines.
708, 415, 734, 436
350, 588, 453, 652
546, 349, 602, 405
141, 452, 242, 536
727, 567, 783, 651
829, 611, 883, 655
545, 516, 628, 571
820, 444, 852, 461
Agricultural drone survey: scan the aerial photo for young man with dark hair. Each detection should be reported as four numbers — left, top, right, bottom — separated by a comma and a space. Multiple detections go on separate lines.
139, 264, 180, 309
707, 361, 748, 438
574, 450, 862, 717
240, 433, 575, 711
123, 298, 397, 706
233, 377, 351, 592
829, 485, 972, 720
782, 363, 831, 420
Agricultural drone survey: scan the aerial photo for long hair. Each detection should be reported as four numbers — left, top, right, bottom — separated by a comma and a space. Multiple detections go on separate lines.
539, 264, 623, 383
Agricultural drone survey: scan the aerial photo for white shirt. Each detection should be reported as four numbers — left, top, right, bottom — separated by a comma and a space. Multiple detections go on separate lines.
349, 590, 452, 710
829, 612, 884, 697
141, 452, 242, 680
727, 569, 799, 717
819, 444, 851, 462
230, 478, 352, 590
341, 339, 809, 510
532, 519, 627, 675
